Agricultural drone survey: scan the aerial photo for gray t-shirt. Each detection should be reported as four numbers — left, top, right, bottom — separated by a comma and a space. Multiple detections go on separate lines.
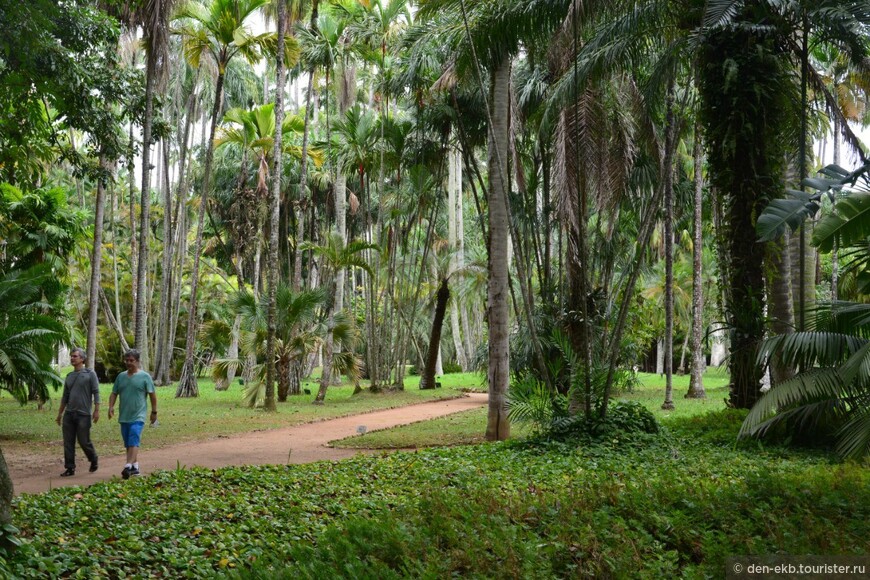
61, 368, 100, 416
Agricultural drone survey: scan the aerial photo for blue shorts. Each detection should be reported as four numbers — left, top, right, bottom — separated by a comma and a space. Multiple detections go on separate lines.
120, 422, 145, 448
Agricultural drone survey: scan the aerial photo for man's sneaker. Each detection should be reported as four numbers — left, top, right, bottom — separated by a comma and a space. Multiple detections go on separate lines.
89, 461, 98, 473
129, 467, 141, 477
60, 468, 75, 477
121, 466, 131, 480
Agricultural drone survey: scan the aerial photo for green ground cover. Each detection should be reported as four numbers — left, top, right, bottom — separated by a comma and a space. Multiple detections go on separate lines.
6, 411, 868, 578
0, 374, 472, 461
4, 368, 868, 578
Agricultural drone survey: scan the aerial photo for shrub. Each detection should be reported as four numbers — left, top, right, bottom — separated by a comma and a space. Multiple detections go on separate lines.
442, 362, 462, 374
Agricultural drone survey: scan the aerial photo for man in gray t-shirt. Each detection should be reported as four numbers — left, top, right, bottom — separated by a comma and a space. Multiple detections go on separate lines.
55, 347, 100, 477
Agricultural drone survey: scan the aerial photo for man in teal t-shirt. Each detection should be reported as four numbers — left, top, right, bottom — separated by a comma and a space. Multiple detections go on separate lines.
108, 349, 157, 479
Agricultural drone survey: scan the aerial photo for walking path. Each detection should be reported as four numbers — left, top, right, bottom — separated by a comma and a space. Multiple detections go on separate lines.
10, 393, 488, 495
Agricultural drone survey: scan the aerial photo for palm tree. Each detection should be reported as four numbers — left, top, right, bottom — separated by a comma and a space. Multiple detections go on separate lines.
416, 0, 577, 439
744, 299, 870, 460
704, 0, 870, 407
0, 265, 66, 404
812, 44, 870, 302
173, 0, 282, 398
301, 232, 374, 404
211, 285, 325, 402
135, 0, 178, 371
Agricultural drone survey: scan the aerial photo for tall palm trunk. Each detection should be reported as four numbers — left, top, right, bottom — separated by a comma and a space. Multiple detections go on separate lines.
321, 60, 355, 391
686, 127, 707, 398
176, 71, 226, 398
294, 69, 315, 292
485, 58, 511, 441
154, 138, 174, 384
766, 232, 795, 385
86, 157, 108, 368
265, 0, 288, 412
128, 121, 137, 338
662, 85, 676, 411
156, 74, 199, 385
293, 1, 319, 291
832, 112, 840, 302
135, 46, 159, 369
448, 145, 468, 370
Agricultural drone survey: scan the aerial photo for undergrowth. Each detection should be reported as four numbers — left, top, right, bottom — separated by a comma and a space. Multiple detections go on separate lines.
5, 410, 869, 578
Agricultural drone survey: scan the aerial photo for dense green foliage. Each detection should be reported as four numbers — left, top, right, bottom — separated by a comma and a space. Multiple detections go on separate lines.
6, 413, 868, 578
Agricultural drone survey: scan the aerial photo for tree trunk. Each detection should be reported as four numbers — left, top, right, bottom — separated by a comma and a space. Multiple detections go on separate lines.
662, 85, 676, 411
277, 357, 291, 402
766, 231, 795, 385
0, 446, 13, 552
128, 121, 138, 338
314, 312, 333, 404
656, 339, 665, 375
109, 184, 124, 342
154, 138, 174, 384
215, 313, 241, 391
176, 71, 227, 398
421, 278, 450, 390
686, 128, 707, 398
264, 0, 287, 412
447, 144, 468, 370
789, 219, 816, 332
86, 157, 107, 369
832, 112, 840, 302
157, 75, 198, 385
294, 69, 315, 292
135, 46, 158, 369
485, 58, 511, 441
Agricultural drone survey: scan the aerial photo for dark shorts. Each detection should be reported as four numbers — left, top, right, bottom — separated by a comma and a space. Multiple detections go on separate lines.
120, 421, 145, 448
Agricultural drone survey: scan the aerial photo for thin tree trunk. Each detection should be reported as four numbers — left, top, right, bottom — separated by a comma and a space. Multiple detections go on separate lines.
677, 332, 690, 375
687, 127, 707, 398
656, 339, 664, 375
447, 145, 468, 370
176, 72, 227, 398
128, 122, 138, 338
832, 113, 840, 302
294, 69, 315, 291
154, 137, 174, 384
100, 288, 131, 352
314, 313, 333, 404
86, 157, 108, 369
109, 181, 124, 339
662, 85, 676, 411
136, 46, 158, 369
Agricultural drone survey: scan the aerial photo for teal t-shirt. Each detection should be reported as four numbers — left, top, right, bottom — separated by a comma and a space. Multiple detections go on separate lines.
112, 370, 155, 423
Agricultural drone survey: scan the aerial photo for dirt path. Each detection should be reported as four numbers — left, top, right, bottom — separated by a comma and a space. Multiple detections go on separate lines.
10, 393, 487, 496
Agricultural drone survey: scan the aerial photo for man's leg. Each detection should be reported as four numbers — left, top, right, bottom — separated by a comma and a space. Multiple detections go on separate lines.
74, 414, 98, 469
61, 414, 77, 472
121, 422, 144, 478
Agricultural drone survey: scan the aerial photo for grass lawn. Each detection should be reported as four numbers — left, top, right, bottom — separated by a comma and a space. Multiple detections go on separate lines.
333, 367, 730, 449
0, 372, 477, 462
